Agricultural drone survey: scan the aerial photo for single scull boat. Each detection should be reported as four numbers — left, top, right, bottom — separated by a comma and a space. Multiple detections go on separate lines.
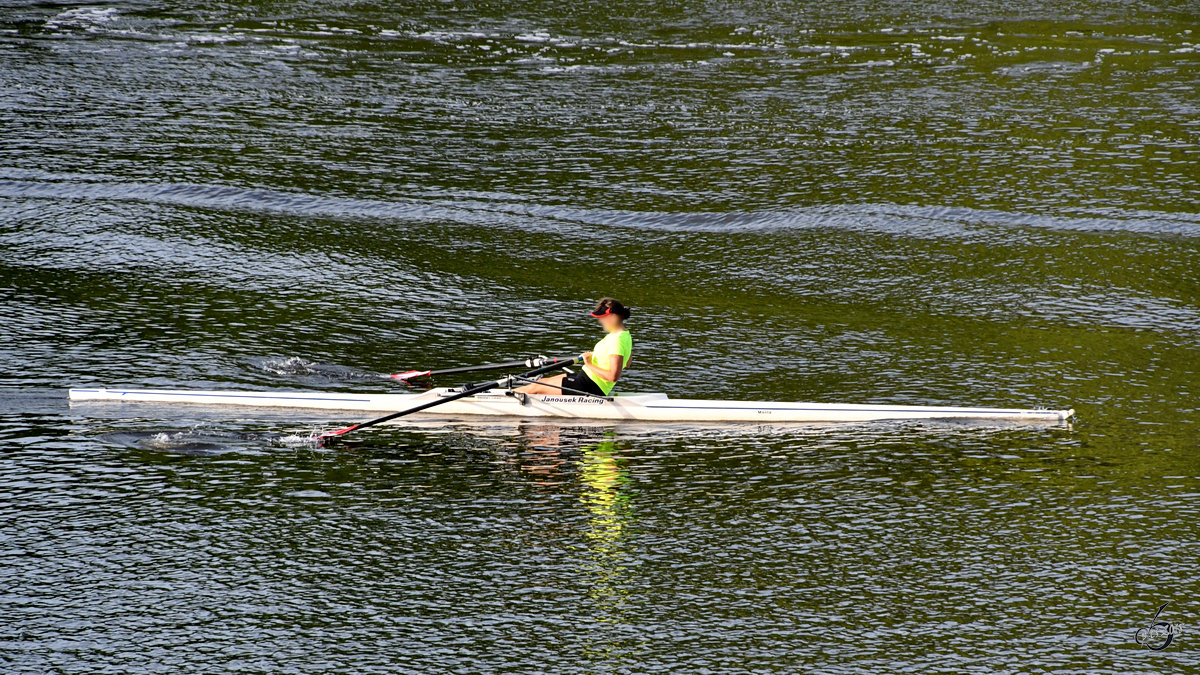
68, 387, 1074, 424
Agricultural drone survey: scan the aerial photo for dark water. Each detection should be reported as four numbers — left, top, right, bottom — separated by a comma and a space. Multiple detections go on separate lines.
2, 1, 1199, 671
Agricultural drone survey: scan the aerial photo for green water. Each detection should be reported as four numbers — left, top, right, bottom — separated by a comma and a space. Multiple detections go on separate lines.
1, 0, 1198, 672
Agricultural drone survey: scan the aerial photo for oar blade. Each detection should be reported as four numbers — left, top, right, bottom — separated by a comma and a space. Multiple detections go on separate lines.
389, 370, 431, 381
316, 423, 360, 446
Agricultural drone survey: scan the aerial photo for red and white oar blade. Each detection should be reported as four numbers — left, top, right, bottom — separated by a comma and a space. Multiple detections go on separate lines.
389, 370, 431, 381
316, 424, 360, 446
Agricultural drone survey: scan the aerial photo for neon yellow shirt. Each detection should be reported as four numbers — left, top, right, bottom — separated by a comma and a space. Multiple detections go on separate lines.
585, 330, 632, 395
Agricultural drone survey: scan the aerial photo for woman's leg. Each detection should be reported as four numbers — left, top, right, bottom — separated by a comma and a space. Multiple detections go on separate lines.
515, 374, 566, 395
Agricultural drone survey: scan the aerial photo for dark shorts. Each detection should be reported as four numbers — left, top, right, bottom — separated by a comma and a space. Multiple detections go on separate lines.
561, 369, 607, 397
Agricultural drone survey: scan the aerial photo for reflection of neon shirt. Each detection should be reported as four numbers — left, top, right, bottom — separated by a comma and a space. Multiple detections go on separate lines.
585, 330, 632, 395
580, 440, 632, 547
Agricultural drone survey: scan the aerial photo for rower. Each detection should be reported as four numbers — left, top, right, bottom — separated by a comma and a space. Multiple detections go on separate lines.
517, 298, 633, 397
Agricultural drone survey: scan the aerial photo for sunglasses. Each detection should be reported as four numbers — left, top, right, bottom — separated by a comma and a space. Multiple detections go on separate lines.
589, 308, 613, 318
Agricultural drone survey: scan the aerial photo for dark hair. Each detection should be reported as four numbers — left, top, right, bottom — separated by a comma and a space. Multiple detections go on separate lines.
591, 297, 631, 321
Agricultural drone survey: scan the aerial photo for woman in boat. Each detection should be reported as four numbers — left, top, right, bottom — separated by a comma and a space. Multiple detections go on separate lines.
518, 297, 633, 397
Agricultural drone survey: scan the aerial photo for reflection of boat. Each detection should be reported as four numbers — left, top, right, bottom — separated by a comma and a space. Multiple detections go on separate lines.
68, 387, 1074, 424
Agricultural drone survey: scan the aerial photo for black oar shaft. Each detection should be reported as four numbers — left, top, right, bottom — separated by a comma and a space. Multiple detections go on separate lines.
425, 360, 530, 377
323, 356, 578, 443
390, 355, 574, 381
345, 381, 496, 435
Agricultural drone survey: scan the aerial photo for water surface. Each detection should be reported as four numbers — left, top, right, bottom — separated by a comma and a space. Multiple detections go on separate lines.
1, 0, 1198, 672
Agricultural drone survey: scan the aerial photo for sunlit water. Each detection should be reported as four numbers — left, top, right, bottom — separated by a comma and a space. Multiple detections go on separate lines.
1, 0, 1198, 672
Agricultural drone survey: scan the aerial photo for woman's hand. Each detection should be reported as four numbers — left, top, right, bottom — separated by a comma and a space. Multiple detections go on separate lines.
581, 351, 593, 363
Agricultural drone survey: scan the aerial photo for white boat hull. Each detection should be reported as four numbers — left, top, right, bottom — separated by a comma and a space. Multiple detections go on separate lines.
67, 387, 1075, 424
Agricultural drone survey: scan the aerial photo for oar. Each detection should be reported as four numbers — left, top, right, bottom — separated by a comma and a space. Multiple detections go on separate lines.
319, 355, 580, 445
388, 355, 562, 381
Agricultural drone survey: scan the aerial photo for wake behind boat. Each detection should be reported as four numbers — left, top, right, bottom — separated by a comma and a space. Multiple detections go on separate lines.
68, 386, 1075, 424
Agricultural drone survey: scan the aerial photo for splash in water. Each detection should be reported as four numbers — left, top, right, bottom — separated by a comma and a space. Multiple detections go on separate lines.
101, 424, 314, 455
253, 356, 377, 381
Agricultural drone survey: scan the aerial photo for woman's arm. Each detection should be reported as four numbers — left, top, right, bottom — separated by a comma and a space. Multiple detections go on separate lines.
584, 353, 624, 383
